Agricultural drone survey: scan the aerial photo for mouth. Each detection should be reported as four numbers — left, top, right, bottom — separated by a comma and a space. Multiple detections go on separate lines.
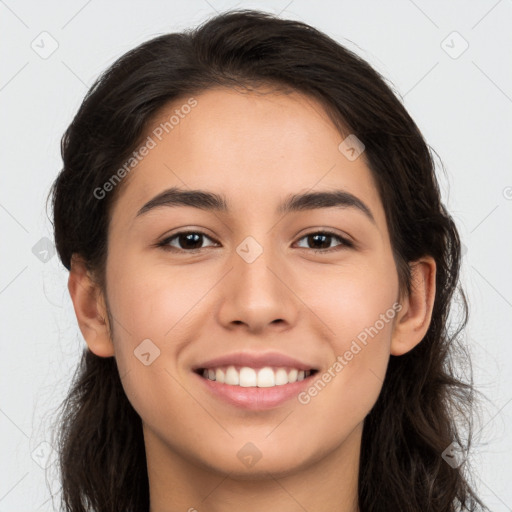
191, 351, 320, 410
194, 365, 319, 388
193, 363, 319, 411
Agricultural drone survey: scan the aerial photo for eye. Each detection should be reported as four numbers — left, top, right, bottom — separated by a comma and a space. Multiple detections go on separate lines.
294, 231, 353, 253
158, 231, 219, 252
157, 229, 353, 254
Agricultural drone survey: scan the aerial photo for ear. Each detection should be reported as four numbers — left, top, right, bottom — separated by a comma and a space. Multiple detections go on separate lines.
391, 256, 436, 356
67, 254, 115, 358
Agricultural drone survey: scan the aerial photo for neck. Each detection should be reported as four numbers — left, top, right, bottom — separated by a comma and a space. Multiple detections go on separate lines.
145, 422, 362, 512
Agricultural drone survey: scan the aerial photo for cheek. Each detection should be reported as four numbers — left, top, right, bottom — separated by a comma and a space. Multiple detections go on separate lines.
114, 361, 216, 467
105, 252, 209, 343
296, 318, 394, 447
104, 257, 211, 438
296, 256, 398, 406
299, 253, 399, 341
104, 253, 219, 404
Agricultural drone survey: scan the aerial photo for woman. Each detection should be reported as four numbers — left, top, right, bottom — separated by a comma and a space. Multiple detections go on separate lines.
48, 9, 487, 512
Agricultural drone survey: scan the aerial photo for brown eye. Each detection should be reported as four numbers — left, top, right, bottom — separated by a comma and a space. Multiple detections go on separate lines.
295, 231, 353, 253
159, 231, 219, 252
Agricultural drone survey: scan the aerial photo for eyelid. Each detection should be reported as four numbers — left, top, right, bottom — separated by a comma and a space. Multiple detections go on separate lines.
157, 229, 220, 251
294, 226, 354, 245
293, 230, 354, 252
157, 228, 355, 254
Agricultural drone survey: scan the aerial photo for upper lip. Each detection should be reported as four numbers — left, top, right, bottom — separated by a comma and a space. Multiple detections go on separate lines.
193, 351, 318, 371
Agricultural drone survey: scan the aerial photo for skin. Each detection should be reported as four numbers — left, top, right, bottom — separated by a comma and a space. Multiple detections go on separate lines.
68, 87, 436, 512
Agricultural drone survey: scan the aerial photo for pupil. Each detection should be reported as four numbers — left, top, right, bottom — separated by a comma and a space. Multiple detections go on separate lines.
309, 234, 330, 249
177, 233, 332, 250
180, 233, 202, 249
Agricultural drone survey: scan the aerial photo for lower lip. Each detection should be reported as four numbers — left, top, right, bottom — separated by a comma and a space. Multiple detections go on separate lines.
194, 371, 316, 410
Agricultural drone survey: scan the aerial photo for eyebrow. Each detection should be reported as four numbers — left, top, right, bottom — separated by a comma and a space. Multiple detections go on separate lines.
136, 187, 375, 224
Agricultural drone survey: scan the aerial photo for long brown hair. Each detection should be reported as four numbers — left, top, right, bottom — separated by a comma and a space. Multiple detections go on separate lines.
48, 9, 487, 511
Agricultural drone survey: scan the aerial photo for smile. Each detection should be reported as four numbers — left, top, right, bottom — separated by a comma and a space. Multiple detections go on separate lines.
198, 365, 317, 387
194, 367, 319, 410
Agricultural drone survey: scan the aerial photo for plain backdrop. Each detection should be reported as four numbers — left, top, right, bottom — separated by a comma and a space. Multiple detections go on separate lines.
1, 1, 511, 510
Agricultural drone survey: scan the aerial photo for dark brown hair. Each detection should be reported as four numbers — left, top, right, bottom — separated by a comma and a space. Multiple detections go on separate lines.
48, 9, 487, 511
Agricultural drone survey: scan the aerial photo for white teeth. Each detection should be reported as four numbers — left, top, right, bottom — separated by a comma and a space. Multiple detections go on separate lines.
257, 367, 275, 387
275, 368, 289, 385
215, 368, 225, 383
225, 365, 239, 385
287, 368, 298, 382
239, 367, 257, 387
200, 365, 314, 387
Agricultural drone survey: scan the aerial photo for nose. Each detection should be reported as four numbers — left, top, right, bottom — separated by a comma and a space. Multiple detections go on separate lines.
215, 237, 301, 334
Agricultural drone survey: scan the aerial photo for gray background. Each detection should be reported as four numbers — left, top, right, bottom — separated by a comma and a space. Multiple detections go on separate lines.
1, 0, 511, 510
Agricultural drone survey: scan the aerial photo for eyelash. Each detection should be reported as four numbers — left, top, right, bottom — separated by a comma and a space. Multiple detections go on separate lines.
156, 230, 354, 254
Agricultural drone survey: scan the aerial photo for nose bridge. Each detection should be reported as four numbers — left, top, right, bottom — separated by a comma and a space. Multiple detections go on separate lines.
233, 233, 283, 295
216, 231, 298, 331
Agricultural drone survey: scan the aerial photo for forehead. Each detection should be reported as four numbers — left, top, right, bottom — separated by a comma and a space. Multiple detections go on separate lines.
111, 87, 385, 228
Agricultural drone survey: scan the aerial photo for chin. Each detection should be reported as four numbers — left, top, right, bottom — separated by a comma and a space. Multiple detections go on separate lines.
191, 439, 322, 480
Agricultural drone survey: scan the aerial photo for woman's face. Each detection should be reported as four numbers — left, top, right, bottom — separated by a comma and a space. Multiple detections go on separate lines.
101, 87, 401, 477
